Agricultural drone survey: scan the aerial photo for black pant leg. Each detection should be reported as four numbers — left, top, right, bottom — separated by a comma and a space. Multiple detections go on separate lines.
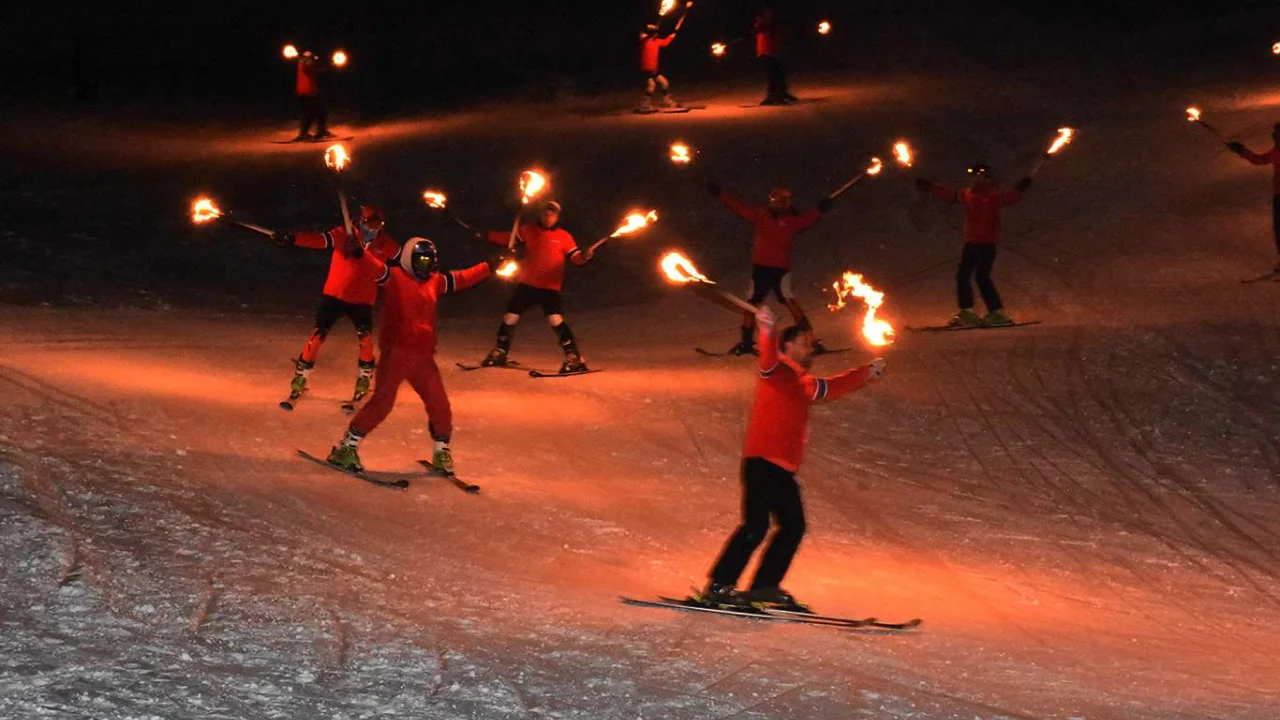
748, 463, 805, 590
973, 244, 1002, 312
1272, 194, 1279, 256
312, 295, 345, 335
956, 244, 979, 310
709, 459, 774, 587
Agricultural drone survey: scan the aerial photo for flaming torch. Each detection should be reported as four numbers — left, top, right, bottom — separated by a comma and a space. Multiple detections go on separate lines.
711, 37, 744, 57
1185, 106, 1227, 144
660, 251, 758, 314
669, 141, 694, 165
324, 144, 354, 236
893, 140, 914, 168
1273, 41, 1280, 55
190, 197, 274, 237
332, 50, 348, 68
1030, 127, 1076, 176
659, 0, 677, 16
588, 210, 659, 253
829, 157, 883, 200
423, 189, 482, 234
818, 21, 832, 36
828, 271, 895, 347
509, 169, 549, 249
495, 259, 520, 279
282, 44, 299, 61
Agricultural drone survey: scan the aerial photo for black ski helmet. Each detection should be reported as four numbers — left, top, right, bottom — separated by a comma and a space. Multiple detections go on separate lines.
400, 237, 439, 281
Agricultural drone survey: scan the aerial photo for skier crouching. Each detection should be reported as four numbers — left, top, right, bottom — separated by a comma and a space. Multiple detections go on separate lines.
326, 238, 509, 476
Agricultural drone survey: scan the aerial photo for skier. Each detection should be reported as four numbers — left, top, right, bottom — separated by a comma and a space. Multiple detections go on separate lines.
478, 199, 595, 374
1227, 123, 1280, 273
326, 238, 510, 475
698, 305, 885, 610
294, 50, 334, 142
915, 165, 1033, 327
273, 205, 400, 406
705, 180, 834, 355
637, 2, 693, 112
754, 8, 796, 106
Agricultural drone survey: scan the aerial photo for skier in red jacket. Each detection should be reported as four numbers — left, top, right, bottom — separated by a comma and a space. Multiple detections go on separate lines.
293, 51, 335, 142
697, 305, 885, 611
754, 8, 797, 105
478, 199, 595, 374
1228, 123, 1280, 274
273, 205, 400, 406
326, 238, 509, 476
916, 165, 1033, 327
706, 180, 835, 355
637, 2, 692, 112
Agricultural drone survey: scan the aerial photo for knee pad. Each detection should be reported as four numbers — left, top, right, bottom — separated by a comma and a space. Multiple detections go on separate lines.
502, 313, 522, 325
546, 314, 565, 327
645, 78, 657, 95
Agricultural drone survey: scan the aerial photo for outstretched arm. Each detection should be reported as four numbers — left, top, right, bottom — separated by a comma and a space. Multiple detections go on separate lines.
440, 262, 493, 294
1002, 179, 1032, 206
800, 358, 884, 403
916, 179, 960, 204
707, 181, 763, 222
673, 2, 692, 32
1228, 143, 1274, 165
287, 227, 339, 250
755, 306, 779, 375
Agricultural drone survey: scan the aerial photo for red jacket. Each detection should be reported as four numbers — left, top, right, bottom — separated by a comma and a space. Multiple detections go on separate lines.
361, 254, 491, 352
294, 227, 400, 306
295, 60, 320, 97
717, 191, 823, 269
639, 33, 675, 73
487, 224, 588, 291
929, 184, 1023, 244
742, 324, 870, 472
754, 17, 780, 57
1240, 146, 1280, 193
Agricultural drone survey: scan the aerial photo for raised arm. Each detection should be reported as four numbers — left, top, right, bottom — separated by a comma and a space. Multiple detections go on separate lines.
486, 229, 518, 247
755, 306, 780, 374
915, 179, 960, 204
440, 262, 493, 294
1228, 143, 1275, 166
707, 181, 763, 222
286, 226, 342, 250
1002, 178, 1032, 206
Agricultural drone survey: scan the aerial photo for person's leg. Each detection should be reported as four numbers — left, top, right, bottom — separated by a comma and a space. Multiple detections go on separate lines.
737, 268, 772, 352
973, 244, 1003, 314
776, 271, 810, 331
1272, 194, 1280, 262
708, 459, 774, 588
315, 96, 330, 136
656, 73, 676, 106
956, 244, 979, 312
291, 295, 343, 393
485, 286, 533, 364
298, 96, 314, 137
406, 358, 455, 472
328, 348, 407, 470
345, 303, 376, 398
642, 73, 657, 109
748, 463, 806, 591
542, 291, 585, 369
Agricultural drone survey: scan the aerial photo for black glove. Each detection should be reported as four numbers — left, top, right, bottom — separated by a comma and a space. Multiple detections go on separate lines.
914, 178, 932, 192
1227, 142, 1246, 155
487, 252, 515, 271
272, 231, 296, 246
342, 233, 364, 259
816, 197, 834, 213
705, 180, 722, 197
1014, 177, 1033, 193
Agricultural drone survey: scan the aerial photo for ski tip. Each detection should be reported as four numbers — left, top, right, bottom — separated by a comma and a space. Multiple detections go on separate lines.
279, 402, 295, 411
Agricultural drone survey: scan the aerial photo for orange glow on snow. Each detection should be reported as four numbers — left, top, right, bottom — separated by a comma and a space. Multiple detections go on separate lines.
324, 144, 350, 172
828, 271, 895, 347
660, 252, 712, 284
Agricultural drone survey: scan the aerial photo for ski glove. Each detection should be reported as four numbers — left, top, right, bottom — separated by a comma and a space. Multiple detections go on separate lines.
342, 234, 365, 259
816, 197, 834, 213
867, 358, 887, 381
914, 178, 933, 192
705, 180, 722, 197
1227, 142, 1247, 156
272, 231, 296, 246
1014, 177, 1033, 193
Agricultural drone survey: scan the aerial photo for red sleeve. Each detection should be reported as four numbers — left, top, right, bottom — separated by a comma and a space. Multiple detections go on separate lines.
564, 233, 589, 265
293, 228, 339, 250
487, 230, 514, 246
442, 263, 492, 294
357, 251, 390, 285
756, 324, 779, 375
929, 184, 960, 204
791, 208, 823, 233
718, 191, 763, 223
1240, 147, 1274, 166
370, 234, 400, 260
800, 365, 871, 403
658, 35, 676, 47
1001, 189, 1024, 206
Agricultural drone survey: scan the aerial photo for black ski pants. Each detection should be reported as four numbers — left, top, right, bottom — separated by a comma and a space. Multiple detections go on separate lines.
709, 458, 806, 591
760, 56, 790, 100
1273, 194, 1279, 255
957, 242, 1002, 312
298, 95, 328, 136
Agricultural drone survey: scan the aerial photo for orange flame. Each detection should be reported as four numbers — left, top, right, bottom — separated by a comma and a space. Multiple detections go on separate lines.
1186, 106, 1202, 122
866, 157, 884, 176
191, 197, 222, 224
422, 190, 448, 209
670, 142, 693, 164
1273, 42, 1280, 55
828, 271, 895, 347
1046, 127, 1075, 155
659, 0, 677, 16
324, 144, 350, 172
711, 43, 727, 57
818, 21, 832, 35
332, 50, 348, 67
892, 141, 914, 167
282, 44, 299, 60
611, 210, 659, 238
519, 170, 548, 204
660, 251, 713, 284
496, 259, 519, 278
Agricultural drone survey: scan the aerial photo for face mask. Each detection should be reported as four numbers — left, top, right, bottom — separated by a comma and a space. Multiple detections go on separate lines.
360, 225, 378, 243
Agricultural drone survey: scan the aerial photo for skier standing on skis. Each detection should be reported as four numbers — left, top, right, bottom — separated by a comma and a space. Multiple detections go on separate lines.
1227, 123, 1280, 274
638, 2, 692, 112
293, 50, 335, 142
705, 180, 834, 355
698, 305, 885, 611
754, 8, 796, 106
915, 165, 1032, 327
478, 199, 595, 374
326, 238, 511, 475
273, 205, 400, 407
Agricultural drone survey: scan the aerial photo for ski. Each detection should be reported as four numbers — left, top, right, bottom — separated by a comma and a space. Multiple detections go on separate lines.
528, 368, 602, 378
764, 606, 922, 630
417, 460, 481, 494
296, 450, 410, 490
340, 392, 367, 414
279, 392, 303, 411
695, 347, 853, 358
907, 320, 1043, 333
270, 135, 356, 145
455, 361, 525, 372
1240, 271, 1280, 284
622, 596, 920, 630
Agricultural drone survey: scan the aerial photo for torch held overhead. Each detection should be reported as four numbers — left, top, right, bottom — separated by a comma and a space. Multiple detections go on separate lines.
829, 157, 884, 200
660, 251, 758, 314
324, 144, 354, 236
282, 44, 299, 60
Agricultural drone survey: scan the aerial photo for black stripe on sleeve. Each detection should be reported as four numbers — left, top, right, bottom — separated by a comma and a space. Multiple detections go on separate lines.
759, 362, 778, 378
444, 271, 457, 294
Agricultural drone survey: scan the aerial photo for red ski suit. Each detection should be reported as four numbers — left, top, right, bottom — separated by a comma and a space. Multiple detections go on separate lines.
486, 224, 587, 291
929, 185, 1023, 244
1239, 146, 1280, 193
716, 191, 823, 269
349, 255, 492, 438
640, 34, 675, 73
293, 227, 400, 306
295, 60, 321, 96
754, 16, 780, 57
742, 324, 871, 472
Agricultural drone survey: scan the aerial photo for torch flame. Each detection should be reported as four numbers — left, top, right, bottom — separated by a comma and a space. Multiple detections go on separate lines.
1046, 127, 1075, 155
670, 142, 693, 165
818, 21, 832, 35
332, 50, 348, 67
422, 190, 448, 209
283, 44, 299, 60
828, 271, 895, 347
496, 259, 519, 278
611, 210, 659, 238
711, 43, 727, 57
1186, 106, 1202, 122
660, 251, 713, 284
324, 144, 351, 172
1273, 42, 1280, 55
892, 141, 914, 167
519, 170, 548, 204
866, 157, 884, 176
191, 197, 223, 224
659, 0, 677, 16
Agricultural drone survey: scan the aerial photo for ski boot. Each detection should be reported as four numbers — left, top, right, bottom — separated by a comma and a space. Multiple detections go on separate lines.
661, 95, 681, 109
291, 132, 313, 143
693, 583, 750, 609
481, 347, 510, 367
746, 586, 812, 613
313, 130, 336, 141
559, 352, 589, 375
430, 446, 456, 477
981, 310, 1013, 327
351, 363, 374, 402
635, 97, 657, 114
948, 309, 982, 328
288, 359, 314, 397
325, 444, 364, 474
783, 92, 800, 104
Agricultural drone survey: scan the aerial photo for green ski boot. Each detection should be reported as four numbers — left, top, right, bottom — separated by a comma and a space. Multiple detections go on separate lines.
981, 310, 1013, 327
326, 444, 364, 474
431, 446, 456, 477
948, 309, 982, 327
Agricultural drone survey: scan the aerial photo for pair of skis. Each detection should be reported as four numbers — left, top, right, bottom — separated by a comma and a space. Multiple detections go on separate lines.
296, 450, 480, 493
694, 346, 856, 358
906, 320, 1043, 333
279, 389, 366, 413
621, 596, 920, 631
454, 361, 602, 378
